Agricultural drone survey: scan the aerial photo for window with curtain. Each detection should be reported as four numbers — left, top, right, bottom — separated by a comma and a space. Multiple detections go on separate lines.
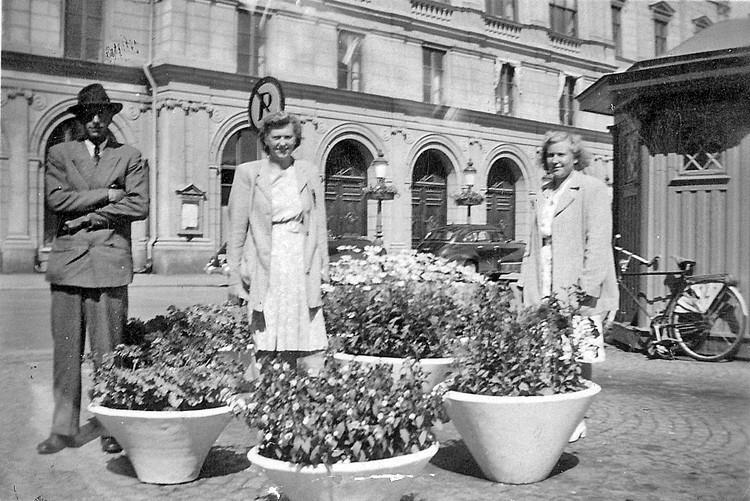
486, 0, 516, 20
495, 64, 515, 116
549, 0, 577, 37
559, 76, 576, 126
337, 31, 363, 91
64, 0, 103, 61
422, 47, 445, 105
237, 10, 266, 75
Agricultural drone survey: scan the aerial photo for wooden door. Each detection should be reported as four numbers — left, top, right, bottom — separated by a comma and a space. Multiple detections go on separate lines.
613, 121, 642, 324
325, 140, 368, 237
411, 150, 448, 247
486, 158, 517, 238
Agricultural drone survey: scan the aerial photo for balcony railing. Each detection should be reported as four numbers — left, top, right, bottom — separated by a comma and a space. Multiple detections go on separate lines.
410, 0, 454, 22
483, 15, 522, 38
548, 31, 581, 53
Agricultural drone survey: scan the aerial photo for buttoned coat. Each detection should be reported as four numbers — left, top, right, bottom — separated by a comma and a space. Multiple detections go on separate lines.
45, 137, 149, 288
520, 170, 618, 315
227, 158, 328, 312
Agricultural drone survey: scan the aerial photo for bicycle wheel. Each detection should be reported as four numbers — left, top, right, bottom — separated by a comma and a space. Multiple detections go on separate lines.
666, 280, 748, 361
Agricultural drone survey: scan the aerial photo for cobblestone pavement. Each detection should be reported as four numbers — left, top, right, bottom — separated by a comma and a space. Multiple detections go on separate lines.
1, 275, 749, 500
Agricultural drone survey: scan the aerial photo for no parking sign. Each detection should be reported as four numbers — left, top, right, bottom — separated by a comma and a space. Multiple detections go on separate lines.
248, 76, 285, 131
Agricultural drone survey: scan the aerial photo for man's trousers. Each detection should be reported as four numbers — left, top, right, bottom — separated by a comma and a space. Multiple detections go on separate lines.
50, 284, 127, 436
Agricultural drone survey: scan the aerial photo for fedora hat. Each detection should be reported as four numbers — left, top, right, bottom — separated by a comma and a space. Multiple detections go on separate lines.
67, 83, 123, 117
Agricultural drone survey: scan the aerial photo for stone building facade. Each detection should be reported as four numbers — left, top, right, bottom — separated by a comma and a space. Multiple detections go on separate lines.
2, 0, 747, 273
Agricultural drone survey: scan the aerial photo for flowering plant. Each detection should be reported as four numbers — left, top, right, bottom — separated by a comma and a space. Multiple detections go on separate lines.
440, 284, 588, 397
324, 248, 485, 359
90, 303, 253, 411
228, 358, 442, 467
362, 182, 398, 199
452, 189, 484, 206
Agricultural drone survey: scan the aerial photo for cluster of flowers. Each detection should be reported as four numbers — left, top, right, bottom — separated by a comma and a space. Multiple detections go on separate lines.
327, 247, 486, 288
227, 358, 442, 467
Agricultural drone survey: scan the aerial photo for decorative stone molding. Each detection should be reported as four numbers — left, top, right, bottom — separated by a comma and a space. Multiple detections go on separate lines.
548, 32, 582, 53
468, 137, 483, 150
2, 87, 35, 107
387, 128, 414, 144
299, 115, 320, 131
155, 98, 218, 119
484, 16, 522, 39
410, 0, 453, 23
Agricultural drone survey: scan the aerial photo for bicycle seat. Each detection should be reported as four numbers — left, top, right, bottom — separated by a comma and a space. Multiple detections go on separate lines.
672, 256, 696, 271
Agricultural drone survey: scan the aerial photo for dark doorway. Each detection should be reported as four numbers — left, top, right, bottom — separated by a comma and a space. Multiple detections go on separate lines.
325, 140, 370, 237
220, 128, 260, 242
411, 149, 449, 247
486, 158, 518, 238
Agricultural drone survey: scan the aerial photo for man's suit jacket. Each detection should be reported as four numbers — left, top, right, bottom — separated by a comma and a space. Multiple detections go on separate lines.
227, 158, 328, 312
520, 170, 618, 315
45, 137, 149, 288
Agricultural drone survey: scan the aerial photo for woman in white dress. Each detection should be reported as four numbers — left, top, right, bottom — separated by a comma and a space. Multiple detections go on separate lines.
520, 131, 618, 441
227, 111, 328, 373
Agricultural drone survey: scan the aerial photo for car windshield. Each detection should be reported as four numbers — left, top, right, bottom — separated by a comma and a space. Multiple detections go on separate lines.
424, 229, 455, 241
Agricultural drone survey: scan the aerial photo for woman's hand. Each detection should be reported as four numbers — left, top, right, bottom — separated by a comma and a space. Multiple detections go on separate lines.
228, 283, 249, 305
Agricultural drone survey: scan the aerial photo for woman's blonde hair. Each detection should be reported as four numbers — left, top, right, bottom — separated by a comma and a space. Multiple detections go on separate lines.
539, 131, 591, 170
259, 111, 302, 154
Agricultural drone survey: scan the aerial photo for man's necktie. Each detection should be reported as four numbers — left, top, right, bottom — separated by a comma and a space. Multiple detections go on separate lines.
94, 144, 100, 163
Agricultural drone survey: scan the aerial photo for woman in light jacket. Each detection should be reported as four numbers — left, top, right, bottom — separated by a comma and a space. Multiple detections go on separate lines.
520, 130, 618, 441
227, 111, 328, 373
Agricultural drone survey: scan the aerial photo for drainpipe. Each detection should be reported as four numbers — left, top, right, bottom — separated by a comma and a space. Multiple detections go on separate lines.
143, 0, 158, 271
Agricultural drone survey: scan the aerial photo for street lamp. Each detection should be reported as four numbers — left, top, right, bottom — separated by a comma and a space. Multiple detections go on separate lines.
363, 150, 397, 247
455, 160, 483, 224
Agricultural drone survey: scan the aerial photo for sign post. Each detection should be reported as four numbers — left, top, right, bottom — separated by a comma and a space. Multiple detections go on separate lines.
248, 76, 285, 131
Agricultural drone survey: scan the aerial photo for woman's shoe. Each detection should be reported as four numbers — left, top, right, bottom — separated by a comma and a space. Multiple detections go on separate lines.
568, 420, 587, 443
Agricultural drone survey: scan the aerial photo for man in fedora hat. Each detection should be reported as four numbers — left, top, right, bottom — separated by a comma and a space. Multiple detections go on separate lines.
37, 83, 149, 454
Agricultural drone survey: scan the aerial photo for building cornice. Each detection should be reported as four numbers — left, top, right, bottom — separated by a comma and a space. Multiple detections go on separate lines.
2, 51, 612, 143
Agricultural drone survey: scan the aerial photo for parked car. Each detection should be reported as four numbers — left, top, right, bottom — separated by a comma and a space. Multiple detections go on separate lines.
416, 224, 525, 279
204, 236, 383, 274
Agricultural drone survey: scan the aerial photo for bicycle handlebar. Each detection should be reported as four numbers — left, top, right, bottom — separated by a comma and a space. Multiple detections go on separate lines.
613, 234, 659, 271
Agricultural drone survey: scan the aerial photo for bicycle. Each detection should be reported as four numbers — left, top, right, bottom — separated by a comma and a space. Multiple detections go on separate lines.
613, 236, 748, 361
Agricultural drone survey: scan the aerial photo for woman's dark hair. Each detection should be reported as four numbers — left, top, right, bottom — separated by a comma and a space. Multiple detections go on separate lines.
259, 111, 302, 154
539, 130, 591, 170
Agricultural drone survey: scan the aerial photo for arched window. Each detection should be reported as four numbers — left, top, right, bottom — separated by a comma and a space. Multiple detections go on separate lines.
324, 139, 369, 237
411, 149, 449, 247
219, 128, 260, 241
486, 158, 518, 239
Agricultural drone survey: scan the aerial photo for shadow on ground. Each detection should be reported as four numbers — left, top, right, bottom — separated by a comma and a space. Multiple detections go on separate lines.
105, 445, 251, 480
432, 439, 579, 481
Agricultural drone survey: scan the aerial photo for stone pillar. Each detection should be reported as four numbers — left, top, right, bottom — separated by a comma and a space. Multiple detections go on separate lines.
0, 88, 35, 271
385, 127, 413, 253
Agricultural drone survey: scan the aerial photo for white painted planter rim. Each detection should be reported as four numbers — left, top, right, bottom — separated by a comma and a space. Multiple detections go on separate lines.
88, 404, 232, 419
247, 442, 439, 475
445, 381, 601, 404
334, 353, 454, 366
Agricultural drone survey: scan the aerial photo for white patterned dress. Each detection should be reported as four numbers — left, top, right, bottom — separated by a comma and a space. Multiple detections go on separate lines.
251, 164, 327, 352
538, 180, 606, 364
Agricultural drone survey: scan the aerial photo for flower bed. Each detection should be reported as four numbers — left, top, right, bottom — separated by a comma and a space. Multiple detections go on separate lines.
324, 248, 485, 359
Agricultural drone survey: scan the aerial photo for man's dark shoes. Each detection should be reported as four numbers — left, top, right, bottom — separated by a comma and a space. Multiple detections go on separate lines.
37, 433, 74, 454
100, 436, 122, 454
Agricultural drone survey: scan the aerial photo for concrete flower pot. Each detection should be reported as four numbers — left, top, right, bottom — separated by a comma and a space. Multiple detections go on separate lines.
333, 352, 453, 392
247, 442, 439, 501
89, 404, 233, 484
443, 382, 601, 484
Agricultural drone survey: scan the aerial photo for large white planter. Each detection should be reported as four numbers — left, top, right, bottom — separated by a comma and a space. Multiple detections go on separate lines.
333, 352, 453, 392
443, 382, 601, 484
247, 442, 439, 501
88, 404, 233, 484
